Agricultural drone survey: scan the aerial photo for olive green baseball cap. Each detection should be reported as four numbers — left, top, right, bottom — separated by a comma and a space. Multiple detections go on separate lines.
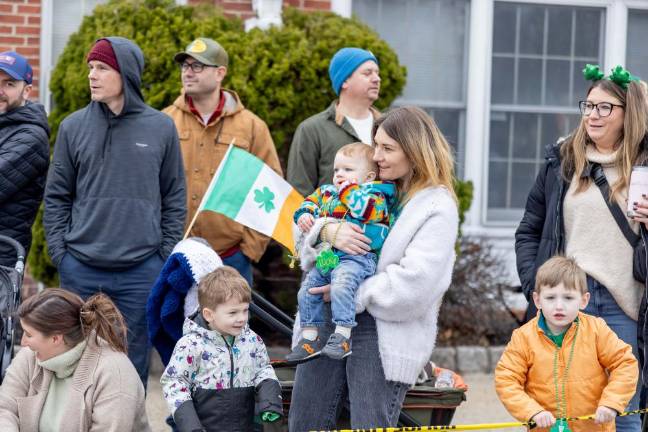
174, 37, 229, 67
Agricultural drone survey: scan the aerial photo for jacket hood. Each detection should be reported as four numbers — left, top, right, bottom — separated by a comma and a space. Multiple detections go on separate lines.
97, 37, 146, 115
0, 101, 50, 134
182, 313, 249, 345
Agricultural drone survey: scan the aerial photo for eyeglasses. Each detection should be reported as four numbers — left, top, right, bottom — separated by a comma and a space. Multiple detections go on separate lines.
578, 101, 624, 118
180, 62, 215, 73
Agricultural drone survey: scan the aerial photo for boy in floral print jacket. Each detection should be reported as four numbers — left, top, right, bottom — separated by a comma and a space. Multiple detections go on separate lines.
287, 143, 396, 363
161, 266, 282, 432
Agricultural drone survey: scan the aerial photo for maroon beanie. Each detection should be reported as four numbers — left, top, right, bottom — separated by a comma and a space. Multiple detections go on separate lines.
87, 39, 120, 72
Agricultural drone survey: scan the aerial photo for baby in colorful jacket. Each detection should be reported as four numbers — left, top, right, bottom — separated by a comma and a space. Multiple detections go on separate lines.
161, 266, 282, 432
287, 142, 396, 363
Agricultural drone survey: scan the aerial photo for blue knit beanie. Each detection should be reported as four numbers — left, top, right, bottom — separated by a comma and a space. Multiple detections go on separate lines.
328, 47, 378, 95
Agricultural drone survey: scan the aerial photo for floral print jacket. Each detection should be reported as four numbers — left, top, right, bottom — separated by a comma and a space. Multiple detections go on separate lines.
161, 314, 281, 432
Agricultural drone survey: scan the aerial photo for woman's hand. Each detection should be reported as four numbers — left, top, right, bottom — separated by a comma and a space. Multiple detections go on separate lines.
323, 222, 371, 255
308, 285, 331, 302
631, 194, 648, 228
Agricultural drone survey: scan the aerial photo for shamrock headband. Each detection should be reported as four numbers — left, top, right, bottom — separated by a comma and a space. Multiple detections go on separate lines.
583, 64, 641, 90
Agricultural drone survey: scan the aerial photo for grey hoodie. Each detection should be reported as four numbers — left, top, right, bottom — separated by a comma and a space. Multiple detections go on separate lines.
44, 37, 186, 269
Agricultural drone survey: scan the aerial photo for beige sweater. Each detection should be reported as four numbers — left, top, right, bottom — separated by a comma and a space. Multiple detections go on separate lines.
0, 339, 151, 432
38, 340, 87, 432
564, 145, 643, 320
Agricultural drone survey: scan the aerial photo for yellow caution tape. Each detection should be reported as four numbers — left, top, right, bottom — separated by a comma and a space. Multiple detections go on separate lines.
314, 408, 648, 431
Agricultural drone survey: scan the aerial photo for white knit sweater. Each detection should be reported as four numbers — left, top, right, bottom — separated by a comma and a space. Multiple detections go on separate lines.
297, 186, 458, 384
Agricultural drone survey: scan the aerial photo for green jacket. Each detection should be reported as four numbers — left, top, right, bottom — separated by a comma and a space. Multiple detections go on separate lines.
286, 101, 381, 196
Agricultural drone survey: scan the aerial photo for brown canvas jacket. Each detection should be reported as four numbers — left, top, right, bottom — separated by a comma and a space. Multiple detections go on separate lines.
164, 89, 282, 262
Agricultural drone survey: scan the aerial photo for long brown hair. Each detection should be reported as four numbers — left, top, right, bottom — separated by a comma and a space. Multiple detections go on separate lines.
561, 79, 648, 200
373, 106, 457, 205
18, 288, 128, 353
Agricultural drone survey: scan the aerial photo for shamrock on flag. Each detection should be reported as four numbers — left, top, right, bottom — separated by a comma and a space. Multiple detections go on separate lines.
187, 144, 303, 254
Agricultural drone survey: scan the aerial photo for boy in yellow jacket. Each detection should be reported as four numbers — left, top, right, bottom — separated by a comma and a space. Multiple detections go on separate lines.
495, 256, 638, 432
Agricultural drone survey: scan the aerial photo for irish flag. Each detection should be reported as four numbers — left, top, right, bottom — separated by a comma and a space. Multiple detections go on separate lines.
195, 145, 304, 254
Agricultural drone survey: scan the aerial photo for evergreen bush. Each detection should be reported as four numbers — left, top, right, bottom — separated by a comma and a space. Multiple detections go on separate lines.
29, 0, 473, 286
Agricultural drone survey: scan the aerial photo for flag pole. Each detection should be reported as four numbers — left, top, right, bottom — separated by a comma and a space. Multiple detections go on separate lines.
182, 139, 236, 240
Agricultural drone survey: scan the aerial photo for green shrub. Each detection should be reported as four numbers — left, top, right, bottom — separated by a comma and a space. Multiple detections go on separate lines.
30, 0, 473, 285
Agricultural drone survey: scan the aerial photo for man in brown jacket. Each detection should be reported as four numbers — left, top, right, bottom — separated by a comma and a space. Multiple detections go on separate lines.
164, 38, 282, 284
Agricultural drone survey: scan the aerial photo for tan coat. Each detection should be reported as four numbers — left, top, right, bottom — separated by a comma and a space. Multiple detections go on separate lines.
164, 90, 282, 262
0, 340, 150, 432
495, 313, 638, 432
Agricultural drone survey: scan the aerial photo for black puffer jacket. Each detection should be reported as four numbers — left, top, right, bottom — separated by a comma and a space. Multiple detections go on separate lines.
514, 141, 567, 318
0, 102, 50, 267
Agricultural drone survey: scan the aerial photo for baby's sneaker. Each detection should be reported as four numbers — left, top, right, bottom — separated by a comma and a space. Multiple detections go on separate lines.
285, 337, 322, 363
321, 333, 352, 360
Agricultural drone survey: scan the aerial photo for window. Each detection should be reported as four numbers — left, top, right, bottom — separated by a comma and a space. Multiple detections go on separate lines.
41, 0, 106, 109
352, 0, 470, 177
627, 9, 648, 82
52, 0, 105, 62
487, 2, 604, 222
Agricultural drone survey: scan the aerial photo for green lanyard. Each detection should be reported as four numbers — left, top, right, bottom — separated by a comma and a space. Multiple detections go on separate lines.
550, 321, 579, 432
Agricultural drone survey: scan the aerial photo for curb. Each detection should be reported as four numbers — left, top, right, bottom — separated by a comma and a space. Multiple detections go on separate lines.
431, 346, 505, 374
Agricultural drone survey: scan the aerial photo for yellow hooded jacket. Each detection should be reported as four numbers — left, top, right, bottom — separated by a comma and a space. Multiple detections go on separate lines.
495, 312, 638, 432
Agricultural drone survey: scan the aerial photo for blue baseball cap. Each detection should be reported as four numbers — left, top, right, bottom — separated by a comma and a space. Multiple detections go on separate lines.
0, 51, 33, 84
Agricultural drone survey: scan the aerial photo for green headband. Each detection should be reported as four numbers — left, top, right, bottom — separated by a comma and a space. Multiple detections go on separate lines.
583, 64, 641, 90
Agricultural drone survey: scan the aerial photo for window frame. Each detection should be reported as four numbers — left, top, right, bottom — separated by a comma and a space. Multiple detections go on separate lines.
350, 0, 472, 178
485, 1, 605, 224
626, 5, 648, 83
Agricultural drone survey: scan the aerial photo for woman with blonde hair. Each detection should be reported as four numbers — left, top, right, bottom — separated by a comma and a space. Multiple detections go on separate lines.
0, 289, 150, 431
516, 65, 648, 432
288, 106, 459, 430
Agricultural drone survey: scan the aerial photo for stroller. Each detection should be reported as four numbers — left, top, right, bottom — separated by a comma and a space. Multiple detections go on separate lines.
0, 235, 26, 384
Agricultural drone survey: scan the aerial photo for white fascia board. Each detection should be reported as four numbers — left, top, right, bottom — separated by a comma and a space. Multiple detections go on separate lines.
464, 0, 494, 229
332, 0, 352, 18
39, 0, 53, 111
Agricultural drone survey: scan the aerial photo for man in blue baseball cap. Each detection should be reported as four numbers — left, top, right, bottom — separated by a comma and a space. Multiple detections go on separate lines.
287, 47, 381, 197
0, 51, 50, 267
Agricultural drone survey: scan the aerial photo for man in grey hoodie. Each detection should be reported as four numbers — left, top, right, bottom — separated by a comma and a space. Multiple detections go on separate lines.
44, 37, 186, 386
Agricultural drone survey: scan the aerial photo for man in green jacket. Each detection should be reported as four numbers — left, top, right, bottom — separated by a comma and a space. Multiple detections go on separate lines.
287, 47, 381, 196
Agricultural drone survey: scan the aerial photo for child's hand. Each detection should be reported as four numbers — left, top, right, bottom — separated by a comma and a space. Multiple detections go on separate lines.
532, 411, 556, 428
594, 406, 617, 424
297, 214, 315, 233
261, 411, 282, 423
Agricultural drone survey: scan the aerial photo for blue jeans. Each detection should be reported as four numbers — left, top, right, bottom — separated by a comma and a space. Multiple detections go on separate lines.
58, 252, 164, 389
299, 253, 376, 328
583, 277, 641, 432
223, 250, 253, 286
288, 309, 409, 431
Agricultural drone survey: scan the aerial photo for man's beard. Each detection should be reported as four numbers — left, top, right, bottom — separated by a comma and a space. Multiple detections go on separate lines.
0, 96, 24, 114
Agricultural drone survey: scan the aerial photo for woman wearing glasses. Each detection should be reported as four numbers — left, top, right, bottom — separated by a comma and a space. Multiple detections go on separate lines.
516, 65, 648, 432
